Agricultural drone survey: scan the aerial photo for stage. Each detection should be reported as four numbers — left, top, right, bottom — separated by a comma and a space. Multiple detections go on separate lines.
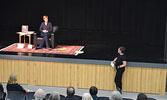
0, 42, 167, 95
0, 38, 165, 64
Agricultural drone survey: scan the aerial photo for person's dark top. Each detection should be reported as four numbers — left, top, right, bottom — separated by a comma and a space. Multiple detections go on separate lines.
64, 95, 82, 100
0, 83, 6, 100
39, 22, 53, 33
6, 83, 26, 93
115, 54, 126, 69
0, 83, 4, 92
91, 95, 98, 100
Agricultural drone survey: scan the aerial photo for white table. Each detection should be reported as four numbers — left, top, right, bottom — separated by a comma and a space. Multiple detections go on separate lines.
16, 31, 34, 48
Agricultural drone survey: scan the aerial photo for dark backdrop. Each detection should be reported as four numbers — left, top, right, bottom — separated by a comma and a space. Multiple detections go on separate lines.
0, 0, 166, 63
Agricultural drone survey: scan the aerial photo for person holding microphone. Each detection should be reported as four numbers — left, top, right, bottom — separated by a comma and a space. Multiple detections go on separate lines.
111, 46, 127, 94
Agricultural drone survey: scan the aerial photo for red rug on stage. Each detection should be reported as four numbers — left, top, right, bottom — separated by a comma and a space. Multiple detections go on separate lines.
0, 43, 84, 55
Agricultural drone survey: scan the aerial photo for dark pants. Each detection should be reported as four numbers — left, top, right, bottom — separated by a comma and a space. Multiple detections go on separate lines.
39, 32, 49, 48
114, 67, 125, 90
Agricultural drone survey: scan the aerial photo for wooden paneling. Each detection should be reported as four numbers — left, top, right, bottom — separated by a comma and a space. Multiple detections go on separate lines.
0, 59, 166, 95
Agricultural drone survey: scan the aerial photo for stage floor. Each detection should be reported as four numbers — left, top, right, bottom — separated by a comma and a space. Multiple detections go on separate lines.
0, 41, 166, 63
0, 43, 84, 56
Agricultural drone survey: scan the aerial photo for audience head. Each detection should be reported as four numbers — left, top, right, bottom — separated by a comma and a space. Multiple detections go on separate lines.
34, 88, 46, 100
118, 46, 126, 54
67, 86, 75, 96
89, 86, 98, 96
8, 73, 17, 84
49, 91, 60, 100
137, 93, 148, 100
82, 93, 93, 100
110, 91, 122, 100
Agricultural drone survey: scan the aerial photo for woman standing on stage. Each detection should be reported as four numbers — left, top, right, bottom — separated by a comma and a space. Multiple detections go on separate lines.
112, 46, 127, 94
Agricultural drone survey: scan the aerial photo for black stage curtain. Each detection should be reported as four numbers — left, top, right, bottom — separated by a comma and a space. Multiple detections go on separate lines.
0, 0, 166, 62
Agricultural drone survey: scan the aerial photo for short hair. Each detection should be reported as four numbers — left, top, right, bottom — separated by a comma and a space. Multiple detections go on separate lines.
8, 73, 17, 84
67, 86, 75, 96
34, 88, 46, 100
89, 86, 98, 95
110, 91, 122, 100
49, 91, 60, 100
43, 15, 48, 20
137, 93, 148, 100
119, 46, 126, 53
82, 93, 93, 100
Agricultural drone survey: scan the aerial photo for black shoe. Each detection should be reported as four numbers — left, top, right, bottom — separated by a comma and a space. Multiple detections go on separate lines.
35, 46, 41, 50
117, 87, 122, 94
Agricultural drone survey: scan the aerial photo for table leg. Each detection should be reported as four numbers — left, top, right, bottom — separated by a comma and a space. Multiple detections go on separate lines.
29, 35, 31, 44
19, 35, 21, 43
24, 35, 25, 45
26, 35, 31, 44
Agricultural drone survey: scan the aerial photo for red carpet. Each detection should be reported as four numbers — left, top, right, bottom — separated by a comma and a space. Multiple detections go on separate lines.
1, 43, 84, 55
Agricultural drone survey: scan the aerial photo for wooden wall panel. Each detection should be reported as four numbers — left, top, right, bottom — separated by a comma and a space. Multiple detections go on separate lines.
0, 59, 3, 82
159, 69, 166, 95
52, 62, 58, 86
0, 59, 166, 95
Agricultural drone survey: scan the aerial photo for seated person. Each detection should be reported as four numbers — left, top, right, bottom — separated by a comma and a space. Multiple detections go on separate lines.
82, 93, 93, 100
137, 93, 148, 100
110, 91, 122, 100
89, 86, 98, 100
65, 86, 81, 100
0, 83, 6, 100
34, 88, 46, 100
49, 91, 60, 100
36, 15, 53, 49
6, 73, 27, 94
